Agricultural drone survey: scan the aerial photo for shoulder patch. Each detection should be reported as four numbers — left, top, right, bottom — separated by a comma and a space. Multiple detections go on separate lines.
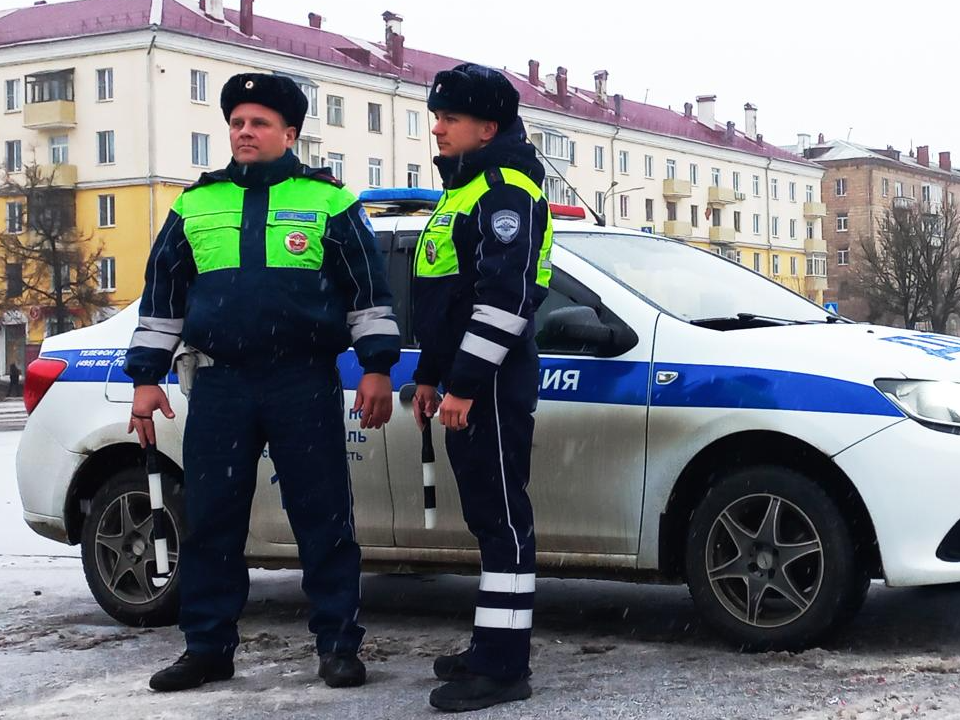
302, 165, 344, 188
491, 209, 521, 244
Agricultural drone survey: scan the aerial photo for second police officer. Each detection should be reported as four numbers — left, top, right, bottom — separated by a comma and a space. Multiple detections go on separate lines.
125, 73, 400, 692
411, 64, 553, 712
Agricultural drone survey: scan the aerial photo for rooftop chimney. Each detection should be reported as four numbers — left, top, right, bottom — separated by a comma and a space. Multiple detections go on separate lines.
382, 11, 404, 67
917, 145, 929, 167
724, 121, 735, 142
239, 0, 254, 36
614, 93, 623, 117
593, 70, 608, 106
205, 0, 224, 22
818, 132, 825, 144
308, 12, 322, 30
555, 66, 568, 106
756, 133, 763, 145
696, 95, 716, 128
683, 102, 693, 118
528, 59, 539, 86
744, 102, 757, 140
940, 151, 951, 171
198, 0, 205, 9
797, 133, 811, 153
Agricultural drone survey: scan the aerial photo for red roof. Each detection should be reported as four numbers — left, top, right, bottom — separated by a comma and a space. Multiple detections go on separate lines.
0, 0, 812, 166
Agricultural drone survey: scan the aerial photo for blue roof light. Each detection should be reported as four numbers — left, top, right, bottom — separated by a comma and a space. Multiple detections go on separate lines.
359, 187, 442, 203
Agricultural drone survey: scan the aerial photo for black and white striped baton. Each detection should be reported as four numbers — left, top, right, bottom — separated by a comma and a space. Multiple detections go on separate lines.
422, 419, 437, 529
145, 443, 171, 577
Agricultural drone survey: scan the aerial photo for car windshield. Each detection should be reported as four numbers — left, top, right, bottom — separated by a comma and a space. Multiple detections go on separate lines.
557, 231, 834, 324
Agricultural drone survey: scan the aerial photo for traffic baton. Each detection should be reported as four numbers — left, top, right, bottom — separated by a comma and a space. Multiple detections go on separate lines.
145, 443, 171, 577
422, 419, 437, 529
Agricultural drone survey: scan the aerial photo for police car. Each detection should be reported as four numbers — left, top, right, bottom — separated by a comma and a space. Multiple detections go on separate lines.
16, 188, 960, 651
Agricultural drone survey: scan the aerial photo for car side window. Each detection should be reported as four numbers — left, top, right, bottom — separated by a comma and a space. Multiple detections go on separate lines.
387, 230, 418, 347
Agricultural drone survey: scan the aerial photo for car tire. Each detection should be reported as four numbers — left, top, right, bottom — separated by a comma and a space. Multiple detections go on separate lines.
80, 468, 183, 627
685, 464, 861, 651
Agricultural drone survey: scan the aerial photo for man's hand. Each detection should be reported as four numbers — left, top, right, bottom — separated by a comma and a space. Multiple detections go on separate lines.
412, 384, 440, 431
354, 373, 393, 429
127, 385, 176, 448
438, 393, 473, 431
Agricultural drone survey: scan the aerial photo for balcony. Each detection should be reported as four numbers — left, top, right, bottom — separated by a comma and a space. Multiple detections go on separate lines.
921, 200, 942, 216
892, 196, 915, 211
38, 163, 77, 187
662, 178, 692, 198
805, 276, 828, 292
709, 226, 735, 243
23, 100, 76, 130
804, 237, 827, 254
708, 186, 737, 205
663, 220, 692, 237
803, 201, 827, 218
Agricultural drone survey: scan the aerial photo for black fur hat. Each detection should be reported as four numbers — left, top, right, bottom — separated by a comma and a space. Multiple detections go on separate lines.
427, 64, 519, 130
220, 73, 308, 137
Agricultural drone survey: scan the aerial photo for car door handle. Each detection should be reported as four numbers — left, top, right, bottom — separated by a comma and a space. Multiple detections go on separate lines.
655, 370, 679, 385
398, 383, 417, 404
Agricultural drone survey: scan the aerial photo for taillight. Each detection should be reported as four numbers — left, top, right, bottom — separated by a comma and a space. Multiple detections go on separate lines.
24, 357, 67, 415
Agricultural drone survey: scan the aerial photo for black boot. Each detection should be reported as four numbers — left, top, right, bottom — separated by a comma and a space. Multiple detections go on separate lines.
149, 651, 234, 692
433, 650, 471, 682
318, 652, 366, 688
429, 675, 532, 712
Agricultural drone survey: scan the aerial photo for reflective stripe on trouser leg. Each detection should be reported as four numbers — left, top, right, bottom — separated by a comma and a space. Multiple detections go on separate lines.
444, 341, 539, 680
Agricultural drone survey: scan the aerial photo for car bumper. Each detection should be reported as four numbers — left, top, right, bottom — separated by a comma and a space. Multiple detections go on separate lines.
835, 418, 960, 586
16, 416, 86, 545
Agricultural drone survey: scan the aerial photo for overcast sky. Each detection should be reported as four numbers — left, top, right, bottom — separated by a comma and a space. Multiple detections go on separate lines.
2, 0, 956, 155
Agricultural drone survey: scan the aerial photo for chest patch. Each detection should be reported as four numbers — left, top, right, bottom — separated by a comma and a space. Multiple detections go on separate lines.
433, 213, 453, 227
275, 211, 317, 222
284, 231, 309, 255
491, 210, 521, 244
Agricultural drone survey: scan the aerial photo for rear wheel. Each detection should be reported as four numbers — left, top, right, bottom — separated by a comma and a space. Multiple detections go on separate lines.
80, 468, 183, 627
685, 465, 864, 651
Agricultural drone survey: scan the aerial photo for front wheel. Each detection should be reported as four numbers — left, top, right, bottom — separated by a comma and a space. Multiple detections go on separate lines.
685, 465, 865, 651
80, 468, 183, 627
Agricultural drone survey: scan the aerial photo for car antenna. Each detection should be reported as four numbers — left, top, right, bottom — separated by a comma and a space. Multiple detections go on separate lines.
532, 145, 606, 226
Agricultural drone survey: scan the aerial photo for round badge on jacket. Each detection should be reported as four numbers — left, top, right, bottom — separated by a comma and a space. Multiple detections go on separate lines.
284, 231, 309, 255
425, 239, 438, 264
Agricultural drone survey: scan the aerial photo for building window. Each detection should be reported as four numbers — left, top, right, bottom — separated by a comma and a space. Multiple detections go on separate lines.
772, 254, 781, 275
5, 262, 22, 297
619, 150, 630, 174
837, 213, 849, 232
645, 198, 653, 222
838, 248, 850, 266
366, 102, 382, 133
50, 135, 68, 164
327, 152, 343, 180
96, 130, 115, 164
406, 109, 420, 138
752, 174, 760, 196
733, 210, 741, 233
619, 194, 629, 219
99, 257, 116, 292
788, 181, 796, 202
6, 201, 22, 233
691, 205, 699, 228
297, 137, 322, 167
96, 68, 113, 102
541, 132, 570, 160
666, 159, 676, 179
806, 184, 814, 203
5, 139, 21, 171
544, 176, 564, 204
790, 256, 798, 276
326, 95, 344, 126
368, 157, 382, 187
642, 153, 652, 177
711, 167, 721, 187
807, 253, 827, 277
98, 194, 115, 227
771, 216, 780, 237
789, 218, 796, 239
5, 78, 20, 111
770, 178, 779, 200
733, 171, 741, 192
752, 213, 760, 235
406, 163, 420, 188
895, 180, 904, 197
594, 191, 604, 216
712, 208, 722, 227
690, 163, 699, 185
300, 84, 319, 118
736, 250, 742, 264
594, 145, 604, 170
806, 221, 814, 239
882, 178, 889, 198
191, 132, 209, 167
753, 252, 761, 273
667, 201, 677, 221
835, 177, 847, 196
190, 69, 207, 103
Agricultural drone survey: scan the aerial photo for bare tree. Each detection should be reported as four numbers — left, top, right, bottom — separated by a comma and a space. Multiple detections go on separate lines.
857, 199, 960, 333
0, 162, 110, 335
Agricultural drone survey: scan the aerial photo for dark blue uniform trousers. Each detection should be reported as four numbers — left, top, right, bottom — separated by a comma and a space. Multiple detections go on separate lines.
178, 359, 363, 657
444, 340, 539, 680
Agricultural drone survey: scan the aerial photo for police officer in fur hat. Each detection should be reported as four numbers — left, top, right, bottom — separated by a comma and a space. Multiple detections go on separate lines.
411, 63, 553, 712
127, 72, 400, 692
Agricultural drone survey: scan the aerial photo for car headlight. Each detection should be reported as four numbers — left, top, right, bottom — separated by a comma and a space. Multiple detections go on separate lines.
875, 379, 960, 433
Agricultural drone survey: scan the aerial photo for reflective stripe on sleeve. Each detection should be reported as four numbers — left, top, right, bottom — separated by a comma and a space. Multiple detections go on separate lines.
460, 332, 509, 365
471, 304, 528, 336
478, 571, 536, 594
130, 330, 181, 352
474, 607, 534, 630
347, 306, 400, 342
139, 316, 184, 334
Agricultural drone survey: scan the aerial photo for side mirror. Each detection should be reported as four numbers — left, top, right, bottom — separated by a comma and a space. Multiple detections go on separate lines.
539, 305, 613, 352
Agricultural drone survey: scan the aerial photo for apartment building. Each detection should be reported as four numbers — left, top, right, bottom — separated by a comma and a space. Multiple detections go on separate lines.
0, 0, 824, 367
